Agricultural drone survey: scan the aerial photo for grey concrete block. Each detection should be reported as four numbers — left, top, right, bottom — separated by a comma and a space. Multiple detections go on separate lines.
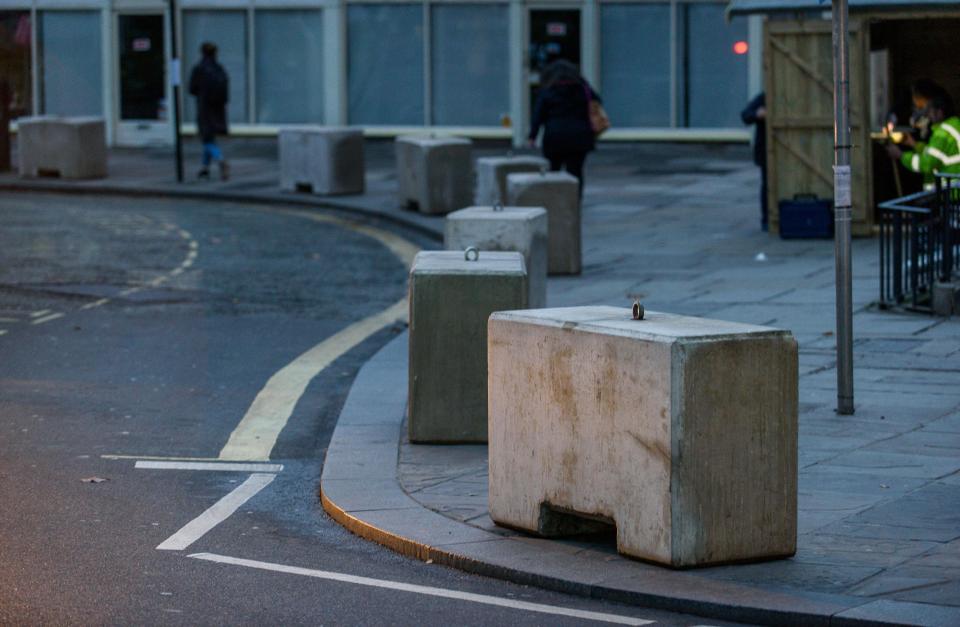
409, 250, 527, 443
278, 126, 364, 195
474, 156, 548, 206
444, 206, 548, 309
18, 116, 107, 179
932, 282, 959, 317
396, 136, 473, 215
506, 172, 580, 275
488, 306, 798, 567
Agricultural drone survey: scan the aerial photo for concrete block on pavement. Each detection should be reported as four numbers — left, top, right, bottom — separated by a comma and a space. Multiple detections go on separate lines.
18, 116, 107, 179
488, 306, 799, 568
444, 205, 548, 309
506, 172, 580, 275
409, 250, 527, 443
396, 136, 473, 215
932, 282, 959, 317
278, 126, 364, 195
474, 156, 548, 206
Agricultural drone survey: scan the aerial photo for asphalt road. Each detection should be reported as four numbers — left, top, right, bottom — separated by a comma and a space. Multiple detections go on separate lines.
0, 193, 740, 626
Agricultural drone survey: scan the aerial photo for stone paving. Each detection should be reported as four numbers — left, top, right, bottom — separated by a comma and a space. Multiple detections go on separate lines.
3, 137, 959, 621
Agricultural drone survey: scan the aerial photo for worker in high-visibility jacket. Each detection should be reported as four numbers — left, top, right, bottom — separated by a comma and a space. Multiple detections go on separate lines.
888, 89, 960, 187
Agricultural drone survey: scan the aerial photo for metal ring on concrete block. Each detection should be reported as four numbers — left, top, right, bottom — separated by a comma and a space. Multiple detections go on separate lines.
493, 203, 504, 212
632, 301, 645, 320
464, 247, 480, 261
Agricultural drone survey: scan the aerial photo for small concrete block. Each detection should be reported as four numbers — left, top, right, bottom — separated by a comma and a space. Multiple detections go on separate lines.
506, 171, 580, 275
488, 306, 799, 568
278, 126, 364, 195
444, 206, 548, 309
474, 155, 549, 206
18, 116, 107, 179
932, 282, 959, 317
396, 136, 473, 215
409, 250, 527, 443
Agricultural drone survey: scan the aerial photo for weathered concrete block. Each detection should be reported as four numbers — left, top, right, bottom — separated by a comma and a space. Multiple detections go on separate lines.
506, 172, 580, 275
445, 206, 548, 309
488, 306, 798, 568
278, 126, 364, 195
396, 136, 473, 215
18, 116, 107, 179
474, 155, 548, 206
409, 250, 527, 443
932, 282, 959, 317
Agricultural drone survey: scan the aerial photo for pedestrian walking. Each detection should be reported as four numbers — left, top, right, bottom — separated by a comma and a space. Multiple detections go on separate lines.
528, 59, 604, 197
741, 92, 767, 231
189, 42, 230, 181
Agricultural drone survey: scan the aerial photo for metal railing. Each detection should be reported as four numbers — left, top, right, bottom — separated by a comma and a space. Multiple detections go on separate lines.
879, 173, 960, 311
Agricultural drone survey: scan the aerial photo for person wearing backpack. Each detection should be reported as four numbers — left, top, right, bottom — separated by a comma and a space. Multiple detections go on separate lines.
189, 42, 230, 180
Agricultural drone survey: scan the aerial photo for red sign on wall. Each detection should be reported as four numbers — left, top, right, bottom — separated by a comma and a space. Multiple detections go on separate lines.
132, 38, 152, 52
546, 22, 567, 37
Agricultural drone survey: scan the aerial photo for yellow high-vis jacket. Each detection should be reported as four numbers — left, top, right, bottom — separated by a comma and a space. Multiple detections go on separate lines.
901, 116, 960, 185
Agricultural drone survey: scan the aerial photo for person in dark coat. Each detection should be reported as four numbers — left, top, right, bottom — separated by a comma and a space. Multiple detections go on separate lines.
528, 59, 600, 197
189, 42, 229, 180
741, 92, 767, 230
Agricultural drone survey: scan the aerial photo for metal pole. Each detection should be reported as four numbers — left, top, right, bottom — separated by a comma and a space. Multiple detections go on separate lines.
169, 0, 183, 182
832, 0, 854, 414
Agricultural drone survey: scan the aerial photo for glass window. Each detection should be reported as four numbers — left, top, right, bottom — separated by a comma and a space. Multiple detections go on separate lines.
431, 4, 508, 127
600, 3, 671, 128
348, 4, 423, 125
41, 11, 102, 117
184, 11, 247, 124
255, 10, 323, 124
0, 11, 33, 119
683, 3, 748, 128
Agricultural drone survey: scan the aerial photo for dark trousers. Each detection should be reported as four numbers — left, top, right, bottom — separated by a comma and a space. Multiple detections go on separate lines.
547, 150, 588, 197
760, 162, 768, 230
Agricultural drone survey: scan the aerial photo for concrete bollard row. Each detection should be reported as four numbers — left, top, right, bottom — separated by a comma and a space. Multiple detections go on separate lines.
395, 136, 472, 215
18, 116, 107, 179
474, 155, 548, 206
506, 171, 580, 275
279, 126, 364, 195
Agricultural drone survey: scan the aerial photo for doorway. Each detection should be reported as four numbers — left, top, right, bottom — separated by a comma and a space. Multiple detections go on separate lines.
528, 9, 581, 113
115, 13, 170, 146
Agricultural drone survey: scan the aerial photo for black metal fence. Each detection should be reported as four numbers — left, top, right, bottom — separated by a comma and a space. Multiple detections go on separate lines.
879, 173, 960, 311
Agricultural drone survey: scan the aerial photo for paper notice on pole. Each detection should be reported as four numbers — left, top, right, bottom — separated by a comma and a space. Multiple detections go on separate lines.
833, 165, 852, 208
170, 59, 181, 87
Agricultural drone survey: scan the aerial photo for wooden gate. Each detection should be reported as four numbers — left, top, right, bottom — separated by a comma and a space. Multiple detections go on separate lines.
765, 19, 873, 236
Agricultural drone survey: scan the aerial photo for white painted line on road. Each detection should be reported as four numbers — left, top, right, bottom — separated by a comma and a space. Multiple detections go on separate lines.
170, 268, 184, 276
157, 473, 275, 551
0, 329, 7, 336
0, 317, 18, 323
32, 312, 64, 325
189, 553, 654, 625
118, 287, 142, 296
102, 454, 222, 461
218, 298, 408, 461
136, 461, 283, 472
80, 298, 111, 311
30, 309, 51, 318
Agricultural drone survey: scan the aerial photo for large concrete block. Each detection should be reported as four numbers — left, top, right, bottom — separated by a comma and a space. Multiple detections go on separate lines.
506, 172, 580, 275
409, 250, 527, 443
278, 126, 364, 195
474, 155, 548, 206
488, 306, 798, 568
444, 206, 548, 309
396, 136, 473, 215
18, 116, 107, 179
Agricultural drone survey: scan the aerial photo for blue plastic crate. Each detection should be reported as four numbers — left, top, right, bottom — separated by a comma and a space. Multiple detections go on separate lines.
778, 195, 833, 239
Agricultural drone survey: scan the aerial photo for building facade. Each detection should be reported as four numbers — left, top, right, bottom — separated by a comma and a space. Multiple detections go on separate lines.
0, 0, 760, 146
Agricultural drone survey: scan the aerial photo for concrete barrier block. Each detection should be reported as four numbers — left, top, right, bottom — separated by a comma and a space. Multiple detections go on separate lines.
279, 126, 364, 195
474, 156, 548, 206
506, 172, 580, 275
396, 136, 473, 215
409, 250, 527, 443
444, 206, 548, 309
18, 116, 107, 179
488, 306, 798, 568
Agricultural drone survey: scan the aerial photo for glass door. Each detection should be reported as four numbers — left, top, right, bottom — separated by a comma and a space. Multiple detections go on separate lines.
115, 13, 170, 146
528, 9, 581, 114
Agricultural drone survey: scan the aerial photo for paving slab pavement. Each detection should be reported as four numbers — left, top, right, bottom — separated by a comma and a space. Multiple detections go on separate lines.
3, 138, 959, 625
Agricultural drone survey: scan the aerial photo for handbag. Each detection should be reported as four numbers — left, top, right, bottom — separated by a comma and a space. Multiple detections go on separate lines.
584, 83, 611, 136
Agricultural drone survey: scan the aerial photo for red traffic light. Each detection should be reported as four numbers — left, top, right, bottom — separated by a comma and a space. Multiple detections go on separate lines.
733, 41, 749, 55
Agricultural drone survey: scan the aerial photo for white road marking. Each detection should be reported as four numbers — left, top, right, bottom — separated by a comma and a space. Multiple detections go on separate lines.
30, 309, 51, 318
218, 298, 408, 461
102, 454, 222, 461
80, 298, 111, 311
0, 317, 18, 323
157, 473, 275, 551
136, 461, 283, 472
32, 312, 64, 325
189, 553, 653, 626
0, 329, 7, 336
118, 287, 142, 296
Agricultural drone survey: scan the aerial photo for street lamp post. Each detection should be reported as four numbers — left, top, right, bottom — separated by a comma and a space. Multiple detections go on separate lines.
169, 0, 184, 183
832, 0, 854, 415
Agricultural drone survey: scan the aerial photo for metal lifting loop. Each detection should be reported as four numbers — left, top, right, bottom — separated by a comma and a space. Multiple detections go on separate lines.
464, 247, 480, 262
632, 300, 645, 321
493, 203, 504, 212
